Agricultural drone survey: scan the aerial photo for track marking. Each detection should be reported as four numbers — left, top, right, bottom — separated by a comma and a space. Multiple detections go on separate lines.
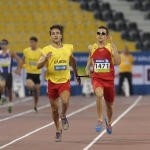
83, 95, 142, 150
0, 97, 33, 108
0, 103, 50, 122
0, 101, 96, 149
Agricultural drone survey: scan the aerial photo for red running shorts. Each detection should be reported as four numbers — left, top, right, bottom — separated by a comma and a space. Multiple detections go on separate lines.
92, 78, 115, 103
48, 80, 70, 99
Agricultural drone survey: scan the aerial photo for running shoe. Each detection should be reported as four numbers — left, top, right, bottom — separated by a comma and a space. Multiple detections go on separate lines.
28, 90, 34, 96
60, 115, 69, 130
105, 117, 112, 134
34, 107, 38, 113
55, 130, 62, 142
95, 120, 102, 132
8, 106, 12, 113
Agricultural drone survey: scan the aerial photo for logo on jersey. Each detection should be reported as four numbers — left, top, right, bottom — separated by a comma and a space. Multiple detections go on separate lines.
54, 60, 67, 64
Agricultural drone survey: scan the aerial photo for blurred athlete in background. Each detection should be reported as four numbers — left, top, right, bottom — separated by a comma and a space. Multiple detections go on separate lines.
20, 37, 41, 113
0, 39, 21, 113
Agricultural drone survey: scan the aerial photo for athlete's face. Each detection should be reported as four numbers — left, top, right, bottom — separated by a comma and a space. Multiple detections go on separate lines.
0, 41, 8, 50
30, 40, 37, 49
96, 28, 108, 42
50, 28, 62, 43
123, 46, 129, 54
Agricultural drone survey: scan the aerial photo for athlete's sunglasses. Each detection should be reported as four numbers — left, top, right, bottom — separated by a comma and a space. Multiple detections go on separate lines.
97, 32, 107, 36
0, 42, 7, 45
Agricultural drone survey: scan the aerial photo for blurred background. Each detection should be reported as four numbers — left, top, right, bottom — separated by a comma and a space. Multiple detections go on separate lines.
0, 0, 150, 97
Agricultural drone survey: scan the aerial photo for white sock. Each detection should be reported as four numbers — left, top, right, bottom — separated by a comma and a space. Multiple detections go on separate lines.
1, 94, 6, 99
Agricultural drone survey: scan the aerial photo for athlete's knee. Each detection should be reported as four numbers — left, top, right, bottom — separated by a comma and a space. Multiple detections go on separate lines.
0, 82, 5, 88
97, 95, 103, 100
26, 80, 33, 89
96, 92, 103, 100
62, 98, 69, 106
51, 105, 59, 113
0, 84, 5, 91
106, 102, 114, 110
95, 87, 103, 99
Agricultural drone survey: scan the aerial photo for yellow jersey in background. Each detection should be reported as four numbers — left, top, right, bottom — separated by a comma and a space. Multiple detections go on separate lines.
119, 53, 134, 73
23, 47, 41, 74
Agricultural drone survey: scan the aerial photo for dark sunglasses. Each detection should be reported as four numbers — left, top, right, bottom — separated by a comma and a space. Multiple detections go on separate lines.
97, 32, 107, 35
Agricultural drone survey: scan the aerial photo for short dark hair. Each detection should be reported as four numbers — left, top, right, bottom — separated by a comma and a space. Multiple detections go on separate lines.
1, 39, 9, 44
98, 26, 109, 35
49, 25, 63, 35
30, 36, 38, 42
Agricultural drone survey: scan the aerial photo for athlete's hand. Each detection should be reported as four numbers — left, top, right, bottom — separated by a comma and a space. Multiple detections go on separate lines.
45, 52, 52, 61
76, 75, 81, 86
14, 69, 21, 76
85, 67, 91, 77
110, 35, 117, 52
110, 35, 113, 42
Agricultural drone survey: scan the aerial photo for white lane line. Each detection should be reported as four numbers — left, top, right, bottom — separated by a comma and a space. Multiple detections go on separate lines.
83, 95, 142, 150
0, 97, 33, 108
0, 101, 96, 149
0, 103, 50, 122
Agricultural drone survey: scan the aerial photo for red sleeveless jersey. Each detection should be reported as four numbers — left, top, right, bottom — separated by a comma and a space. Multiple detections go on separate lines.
91, 43, 115, 81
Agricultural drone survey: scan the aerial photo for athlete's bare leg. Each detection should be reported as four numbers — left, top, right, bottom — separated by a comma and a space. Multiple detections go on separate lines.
49, 98, 61, 131
26, 79, 34, 90
105, 101, 114, 124
7, 89, 12, 102
7, 88, 13, 113
34, 84, 40, 108
0, 81, 6, 105
0, 80, 6, 95
59, 90, 70, 117
95, 87, 103, 122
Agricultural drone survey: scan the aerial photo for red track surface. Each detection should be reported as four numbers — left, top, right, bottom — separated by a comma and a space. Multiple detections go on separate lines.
0, 95, 150, 150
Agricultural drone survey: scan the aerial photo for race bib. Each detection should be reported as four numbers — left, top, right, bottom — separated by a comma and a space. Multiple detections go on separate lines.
29, 62, 37, 66
0, 58, 11, 67
94, 59, 110, 72
54, 65, 67, 70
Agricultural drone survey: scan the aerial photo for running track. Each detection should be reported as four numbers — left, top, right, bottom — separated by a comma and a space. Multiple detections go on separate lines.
0, 95, 150, 150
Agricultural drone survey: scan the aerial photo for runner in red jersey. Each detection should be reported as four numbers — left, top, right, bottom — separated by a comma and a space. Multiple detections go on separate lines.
85, 26, 121, 134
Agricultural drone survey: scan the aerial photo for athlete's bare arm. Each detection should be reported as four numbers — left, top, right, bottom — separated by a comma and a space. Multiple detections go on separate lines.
19, 56, 25, 69
70, 54, 81, 86
85, 45, 92, 76
10, 50, 22, 75
70, 54, 78, 76
110, 36, 121, 65
37, 52, 52, 69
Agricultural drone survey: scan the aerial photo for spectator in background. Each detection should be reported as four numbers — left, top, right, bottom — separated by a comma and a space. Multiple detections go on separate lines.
118, 46, 134, 96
